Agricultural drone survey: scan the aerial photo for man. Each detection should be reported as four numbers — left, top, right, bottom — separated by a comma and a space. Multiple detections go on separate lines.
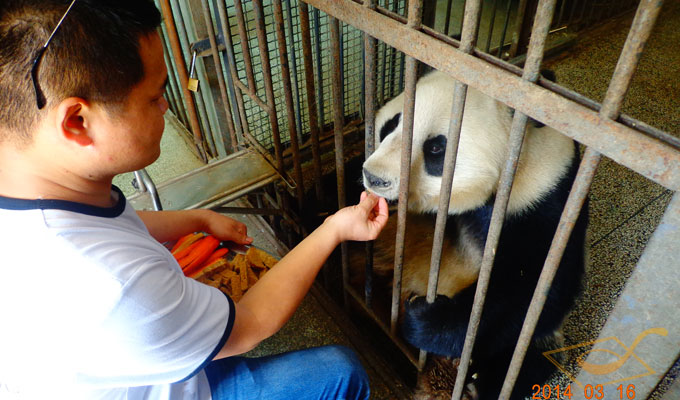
0, 1, 388, 399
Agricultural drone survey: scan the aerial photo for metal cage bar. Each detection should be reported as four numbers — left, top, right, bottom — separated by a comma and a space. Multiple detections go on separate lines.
418, 0, 484, 371
273, 0, 306, 210
388, 0, 424, 336
199, 0, 238, 153
298, 1, 324, 202
330, 16, 350, 307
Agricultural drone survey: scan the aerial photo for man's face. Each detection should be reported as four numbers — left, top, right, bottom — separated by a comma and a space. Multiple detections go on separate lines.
95, 32, 169, 175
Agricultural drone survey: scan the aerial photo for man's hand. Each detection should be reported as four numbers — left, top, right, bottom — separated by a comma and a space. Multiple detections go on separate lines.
324, 192, 389, 243
203, 213, 253, 245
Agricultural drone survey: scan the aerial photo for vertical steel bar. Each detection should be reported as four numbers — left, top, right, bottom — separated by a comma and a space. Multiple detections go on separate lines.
556, 0, 568, 26
298, 2, 324, 202
174, 0, 221, 159
390, 0, 424, 336
284, 0, 305, 147
444, 0, 454, 36
417, 0, 484, 372
484, 0, 499, 53
251, 0, 285, 174
200, 0, 239, 152
496, 0, 513, 58
232, 0, 258, 92
509, 0, 529, 58
364, 0, 378, 310
215, 0, 245, 144
452, 0, 557, 398
329, 16, 350, 307
158, 0, 207, 162
313, 8, 325, 130
159, 29, 188, 127
498, 0, 663, 397
273, 0, 306, 211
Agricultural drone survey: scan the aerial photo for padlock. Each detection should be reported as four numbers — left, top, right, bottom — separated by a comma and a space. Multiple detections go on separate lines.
187, 50, 199, 92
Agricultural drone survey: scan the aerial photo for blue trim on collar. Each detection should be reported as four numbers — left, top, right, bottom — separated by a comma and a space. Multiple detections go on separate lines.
179, 291, 236, 382
0, 185, 126, 218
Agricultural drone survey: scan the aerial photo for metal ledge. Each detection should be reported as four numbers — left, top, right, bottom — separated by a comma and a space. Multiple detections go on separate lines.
128, 150, 277, 211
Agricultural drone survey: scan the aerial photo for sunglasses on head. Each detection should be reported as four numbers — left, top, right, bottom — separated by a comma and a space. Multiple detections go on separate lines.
31, 0, 78, 110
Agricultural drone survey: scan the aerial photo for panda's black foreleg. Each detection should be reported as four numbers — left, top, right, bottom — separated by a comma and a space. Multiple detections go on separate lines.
402, 294, 473, 358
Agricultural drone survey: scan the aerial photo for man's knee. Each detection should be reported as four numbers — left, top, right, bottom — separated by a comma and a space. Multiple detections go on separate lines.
318, 345, 370, 399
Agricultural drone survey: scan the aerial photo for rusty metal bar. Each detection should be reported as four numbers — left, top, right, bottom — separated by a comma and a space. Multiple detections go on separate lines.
509, 0, 529, 58
284, 0, 304, 146
363, 0, 378, 310
499, 1, 665, 396
417, 0, 484, 373
572, 191, 680, 400
251, 0, 285, 174
215, 1, 250, 144
298, 1, 324, 202
444, 0, 454, 36
498, 147, 599, 398
199, 0, 238, 152
215, 0, 245, 143
313, 8, 325, 130
497, 0, 513, 58
484, 0, 499, 53
390, 0, 424, 336
330, 16, 350, 307
158, 0, 207, 163
232, 0, 257, 93
345, 285, 420, 366
302, 0, 680, 190
273, 0, 306, 211
453, 1, 558, 398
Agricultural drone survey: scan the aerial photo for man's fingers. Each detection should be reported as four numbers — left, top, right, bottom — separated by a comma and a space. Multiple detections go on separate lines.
358, 192, 380, 213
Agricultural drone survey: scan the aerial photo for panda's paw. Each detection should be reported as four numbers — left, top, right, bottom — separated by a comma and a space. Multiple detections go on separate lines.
402, 295, 459, 354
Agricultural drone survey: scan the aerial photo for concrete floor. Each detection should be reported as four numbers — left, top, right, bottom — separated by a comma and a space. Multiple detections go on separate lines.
119, 2, 679, 398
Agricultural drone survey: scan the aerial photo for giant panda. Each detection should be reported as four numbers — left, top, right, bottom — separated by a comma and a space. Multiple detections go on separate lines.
359, 71, 588, 400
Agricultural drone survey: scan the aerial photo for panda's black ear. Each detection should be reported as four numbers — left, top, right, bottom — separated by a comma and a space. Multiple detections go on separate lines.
528, 69, 557, 128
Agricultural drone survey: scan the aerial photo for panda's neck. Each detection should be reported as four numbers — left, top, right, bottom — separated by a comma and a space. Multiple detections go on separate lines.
506, 126, 576, 215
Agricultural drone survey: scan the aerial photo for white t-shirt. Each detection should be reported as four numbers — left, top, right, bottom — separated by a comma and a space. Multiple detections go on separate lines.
0, 186, 233, 400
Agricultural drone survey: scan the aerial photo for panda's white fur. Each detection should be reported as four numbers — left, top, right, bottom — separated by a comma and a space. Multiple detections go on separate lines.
363, 71, 575, 217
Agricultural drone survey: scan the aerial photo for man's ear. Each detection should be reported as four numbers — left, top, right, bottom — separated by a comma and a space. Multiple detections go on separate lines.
54, 98, 93, 146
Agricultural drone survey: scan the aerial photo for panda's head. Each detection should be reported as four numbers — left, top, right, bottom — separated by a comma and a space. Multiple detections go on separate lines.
362, 71, 575, 215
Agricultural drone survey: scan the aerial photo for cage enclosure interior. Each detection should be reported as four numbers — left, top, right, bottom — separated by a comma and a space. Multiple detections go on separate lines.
127, 0, 680, 399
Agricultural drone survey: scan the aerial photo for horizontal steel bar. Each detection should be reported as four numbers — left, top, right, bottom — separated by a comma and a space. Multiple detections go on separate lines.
302, 0, 680, 191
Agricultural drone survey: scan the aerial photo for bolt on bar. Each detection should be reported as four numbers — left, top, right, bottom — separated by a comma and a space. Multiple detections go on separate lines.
330, 16, 351, 308
232, 0, 257, 93
418, 0, 484, 372
298, 1, 324, 202
199, 0, 238, 152
390, 0, 423, 336
273, 0, 306, 211
453, 1, 558, 399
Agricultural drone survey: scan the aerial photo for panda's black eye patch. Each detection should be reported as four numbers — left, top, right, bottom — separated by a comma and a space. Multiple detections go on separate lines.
423, 135, 447, 177
379, 112, 401, 142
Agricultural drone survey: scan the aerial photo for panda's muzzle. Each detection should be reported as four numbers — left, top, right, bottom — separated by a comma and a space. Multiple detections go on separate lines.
363, 169, 392, 190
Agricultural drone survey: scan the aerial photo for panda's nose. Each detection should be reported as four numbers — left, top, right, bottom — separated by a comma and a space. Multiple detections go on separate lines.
363, 169, 391, 189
